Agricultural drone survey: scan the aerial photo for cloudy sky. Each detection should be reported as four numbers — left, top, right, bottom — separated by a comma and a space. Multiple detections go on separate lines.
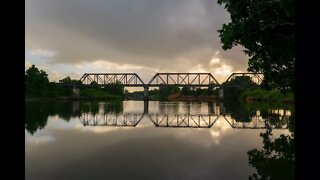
25, 0, 249, 84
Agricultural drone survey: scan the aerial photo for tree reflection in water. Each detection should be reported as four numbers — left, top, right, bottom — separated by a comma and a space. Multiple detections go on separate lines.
247, 113, 295, 180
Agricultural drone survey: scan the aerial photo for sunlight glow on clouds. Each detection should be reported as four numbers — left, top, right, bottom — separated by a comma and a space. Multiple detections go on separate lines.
25, 0, 250, 83
89, 60, 158, 72
209, 117, 232, 144
210, 58, 220, 65
214, 64, 233, 76
30, 49, 57, 57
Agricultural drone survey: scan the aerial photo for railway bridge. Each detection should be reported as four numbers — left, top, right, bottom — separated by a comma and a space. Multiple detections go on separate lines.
59, 72, 263, 99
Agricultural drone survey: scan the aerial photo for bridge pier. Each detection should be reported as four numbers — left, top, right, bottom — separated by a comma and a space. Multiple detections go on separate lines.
143, 86, 149, 100
218, 88, 224, 99
219, 102, 225, 115
72, 101, 80, 113
143, 100, 149, 114
72, 86, 80, 97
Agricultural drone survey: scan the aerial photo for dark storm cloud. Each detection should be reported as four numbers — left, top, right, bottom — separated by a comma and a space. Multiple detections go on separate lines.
26, 0, 248, 73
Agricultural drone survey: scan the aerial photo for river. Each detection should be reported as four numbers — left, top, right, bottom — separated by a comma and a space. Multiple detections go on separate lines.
25, 100, 294, 180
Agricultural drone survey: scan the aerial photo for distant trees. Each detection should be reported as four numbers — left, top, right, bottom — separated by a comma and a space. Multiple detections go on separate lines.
222, 76, 258, 99
223, 76, 258, 89
25, 65, 125, 99
59, 76, 81, 84
218, 0, 295, 91
25, 65, 49, 96
104, 81, 125, 97
158, 85, 180, 99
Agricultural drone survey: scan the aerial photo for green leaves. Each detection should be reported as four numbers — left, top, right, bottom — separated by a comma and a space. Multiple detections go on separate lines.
25, 65, 50, 97
218, 0, 295, 91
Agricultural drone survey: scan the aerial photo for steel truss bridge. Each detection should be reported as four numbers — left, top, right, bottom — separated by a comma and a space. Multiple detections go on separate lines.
60, 72, 263, 88
80, 113, 289, 129
58, 72, 263, 99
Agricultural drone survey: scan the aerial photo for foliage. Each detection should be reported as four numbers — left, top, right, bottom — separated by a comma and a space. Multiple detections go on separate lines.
59, 76, 81, 84
105, 101, 124, 114
223, 76, 258, 99
224, 76, 258, 88
247, 128, 295, 180
241, 88, 293, 102
80, 81, 125, 99
25, 101, 83, 134
223, 100, 256, 122
25, 65, 50, 97
25, 65, 125, 99
217, 0, 295, 91
181, 86, 191, 95
25, 100, 121, 134
104, 81, 125, 97
158, 85, 180, 99
80, 88, 123, 100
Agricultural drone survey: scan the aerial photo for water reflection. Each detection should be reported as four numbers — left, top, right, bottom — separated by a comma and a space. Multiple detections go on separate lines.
149, 114, 220, 128
25, 100, 295, 180
82, 113, 143, 127
25, 101, 82, 134
247, 116, 295, 179
25, 100, 294, 132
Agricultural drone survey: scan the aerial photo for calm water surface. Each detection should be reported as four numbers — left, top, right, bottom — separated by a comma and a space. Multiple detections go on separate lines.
25, 100, 294, 180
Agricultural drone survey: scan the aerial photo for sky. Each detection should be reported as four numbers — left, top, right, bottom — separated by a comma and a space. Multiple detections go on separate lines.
25, 0, 249, 84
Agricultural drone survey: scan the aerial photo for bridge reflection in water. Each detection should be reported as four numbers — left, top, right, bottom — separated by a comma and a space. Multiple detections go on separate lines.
148, 114, 220, 128
82, 113, 144, 127
222, 115, 289, 129
79, 102, 291, 129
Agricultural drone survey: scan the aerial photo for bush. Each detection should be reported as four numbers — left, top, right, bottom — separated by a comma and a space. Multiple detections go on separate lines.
241, 88, 294, 102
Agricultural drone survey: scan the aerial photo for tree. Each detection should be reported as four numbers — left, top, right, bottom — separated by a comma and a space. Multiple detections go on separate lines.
59, 76, 81, 84
223, 76, 258, 99
247, 128, 295, 180
181, 86, 191, 95
247, 109, 295, 180
25, 65, 49, 96
104, 81, 125, 97
217, 0, 295, 91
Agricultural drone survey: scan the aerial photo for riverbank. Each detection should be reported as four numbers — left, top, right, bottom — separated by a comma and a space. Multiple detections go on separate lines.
240, 88, 294, 103
167, 94, 218, 101
25, 95, 124, 101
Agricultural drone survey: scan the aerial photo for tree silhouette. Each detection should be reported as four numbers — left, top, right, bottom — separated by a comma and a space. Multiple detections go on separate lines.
247, 114, 295, 180
218, 0, 295, 91
25, 65, 50, 96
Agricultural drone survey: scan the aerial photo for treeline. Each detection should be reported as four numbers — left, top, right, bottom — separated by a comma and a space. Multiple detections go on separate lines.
25, 100, 124, 134
156, 85, 217, 99
25, 65, 125, 99
222, 76, 294, 103
126, 85, 218, 100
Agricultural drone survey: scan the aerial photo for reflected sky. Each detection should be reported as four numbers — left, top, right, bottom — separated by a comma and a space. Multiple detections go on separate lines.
25, 100, 293, 180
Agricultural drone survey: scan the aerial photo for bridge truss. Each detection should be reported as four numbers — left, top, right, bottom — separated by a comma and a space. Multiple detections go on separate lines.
148, 114, 220, 128
81, 113, 144, 127
222, 115, 289, 129
148, 73, 220, 87
224, 73, 263, 85
79, 73, 145, 87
